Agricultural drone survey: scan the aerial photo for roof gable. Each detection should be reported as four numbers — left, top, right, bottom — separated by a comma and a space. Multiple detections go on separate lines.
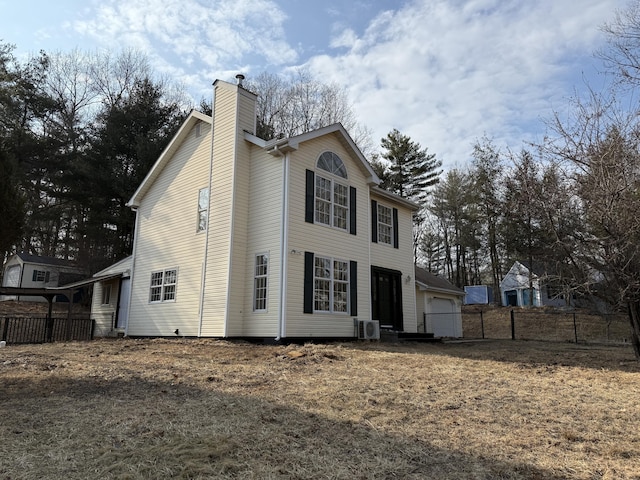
246, 123, 380, 185
500, 261, 540, 289
128, 110, 211, 208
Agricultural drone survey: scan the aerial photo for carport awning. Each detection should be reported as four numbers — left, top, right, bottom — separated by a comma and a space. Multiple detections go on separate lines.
0, 273, 123, 297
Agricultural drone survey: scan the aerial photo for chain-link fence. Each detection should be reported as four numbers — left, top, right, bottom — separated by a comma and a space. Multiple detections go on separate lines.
462, 307, 632, 344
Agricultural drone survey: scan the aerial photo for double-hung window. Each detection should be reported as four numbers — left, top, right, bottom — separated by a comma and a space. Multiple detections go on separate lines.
313, 256, 349, 313
315, 175, 348, 230
306, 152, 357, 235
253, 254, 268, 311
149, 269, 178, 303
377, 204, 393, 245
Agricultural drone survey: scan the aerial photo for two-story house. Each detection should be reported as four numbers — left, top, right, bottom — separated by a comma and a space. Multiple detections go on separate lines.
96, 76, 419, 340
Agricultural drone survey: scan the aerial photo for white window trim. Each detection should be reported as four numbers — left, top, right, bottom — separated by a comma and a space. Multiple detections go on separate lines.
313, 255, 350, 314
149, 268, 178, 303
377, 203, 393, 246
253, 253, 269, 312
314, 173, 349, 232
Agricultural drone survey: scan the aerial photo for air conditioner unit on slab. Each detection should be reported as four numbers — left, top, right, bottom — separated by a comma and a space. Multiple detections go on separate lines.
356, 319, 380, 340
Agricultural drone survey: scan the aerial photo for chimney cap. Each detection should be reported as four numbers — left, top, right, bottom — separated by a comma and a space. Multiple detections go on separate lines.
235, 74, 245, 86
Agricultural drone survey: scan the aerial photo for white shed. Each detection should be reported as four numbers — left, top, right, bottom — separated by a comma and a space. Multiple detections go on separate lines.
1, 253, 86, 302
415, 266, 465, 338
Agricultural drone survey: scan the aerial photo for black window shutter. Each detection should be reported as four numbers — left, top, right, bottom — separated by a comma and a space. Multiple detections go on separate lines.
349, 186, 357, 235
393, 208, 399, 249
350, 261, 357, 316
303, 252, 314, 313
32, 270, 37, 281
45, 271, 50, 282
305, 170, 315, 224
371, 200, 378, 243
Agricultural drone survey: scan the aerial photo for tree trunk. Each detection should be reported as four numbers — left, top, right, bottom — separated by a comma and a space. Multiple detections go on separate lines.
628, 301, 640, 360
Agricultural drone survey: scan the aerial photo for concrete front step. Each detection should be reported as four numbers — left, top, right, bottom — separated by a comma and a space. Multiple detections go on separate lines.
380, 330, 441, 343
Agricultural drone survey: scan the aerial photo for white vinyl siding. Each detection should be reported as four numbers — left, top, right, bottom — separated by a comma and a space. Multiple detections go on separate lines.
285, 136, 371, 337
243, 147, 283, 336
127, 115, 211, 337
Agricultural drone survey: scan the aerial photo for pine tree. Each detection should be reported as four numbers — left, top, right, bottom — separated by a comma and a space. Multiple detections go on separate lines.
379, 128, 442, 205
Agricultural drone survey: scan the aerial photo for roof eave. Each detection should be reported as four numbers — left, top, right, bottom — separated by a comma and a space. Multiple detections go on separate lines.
127, 110, 212, 208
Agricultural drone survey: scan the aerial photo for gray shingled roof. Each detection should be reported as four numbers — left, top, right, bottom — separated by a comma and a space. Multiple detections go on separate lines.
414, 266, 465, 296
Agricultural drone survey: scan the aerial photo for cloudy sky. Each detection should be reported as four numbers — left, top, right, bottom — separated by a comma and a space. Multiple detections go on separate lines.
0, 0, 627, 167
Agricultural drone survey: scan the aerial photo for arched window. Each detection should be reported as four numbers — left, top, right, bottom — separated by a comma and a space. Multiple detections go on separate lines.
305, 152, 356, 235
317, 151, 347, 178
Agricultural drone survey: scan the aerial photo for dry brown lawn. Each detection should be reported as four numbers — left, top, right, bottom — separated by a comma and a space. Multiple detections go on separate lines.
1, 338, 639, 480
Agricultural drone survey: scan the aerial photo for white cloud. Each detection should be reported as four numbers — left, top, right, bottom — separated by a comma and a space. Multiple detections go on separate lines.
73, 0, 297, 93
307, 0, 624, 167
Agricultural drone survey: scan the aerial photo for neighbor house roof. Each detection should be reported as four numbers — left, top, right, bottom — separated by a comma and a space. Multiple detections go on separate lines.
414, 266, 465, 296
10, 253, 81, 268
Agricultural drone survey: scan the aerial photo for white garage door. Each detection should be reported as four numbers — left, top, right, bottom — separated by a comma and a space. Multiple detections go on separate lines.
431, 298, 456, 337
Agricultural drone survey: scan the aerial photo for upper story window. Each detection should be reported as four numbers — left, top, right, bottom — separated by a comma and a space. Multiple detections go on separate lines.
371, 200, 399, 249
317, 151, 347, 178
314, 152, 349, 231
377, 204, 393, 245
197, 187, 209, 232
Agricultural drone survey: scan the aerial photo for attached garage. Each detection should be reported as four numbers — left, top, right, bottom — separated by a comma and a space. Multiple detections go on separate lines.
415, 266, 465, 338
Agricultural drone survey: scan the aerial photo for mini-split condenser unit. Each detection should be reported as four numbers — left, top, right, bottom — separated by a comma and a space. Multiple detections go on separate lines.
355, 319, 380, 340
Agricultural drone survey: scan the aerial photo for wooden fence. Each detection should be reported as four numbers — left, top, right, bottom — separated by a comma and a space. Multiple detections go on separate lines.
1, 316, 95, 344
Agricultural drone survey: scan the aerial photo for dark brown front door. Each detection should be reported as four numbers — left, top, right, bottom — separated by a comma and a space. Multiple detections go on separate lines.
372, 267, 403, 331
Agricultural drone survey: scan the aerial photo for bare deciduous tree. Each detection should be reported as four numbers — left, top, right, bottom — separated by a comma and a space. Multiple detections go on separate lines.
244, 69, 374, 156
543, 88, 640, 358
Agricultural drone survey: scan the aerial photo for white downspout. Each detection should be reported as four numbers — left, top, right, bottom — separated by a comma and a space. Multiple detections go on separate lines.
198, 87, 216, 337
367, 191, 372, 323
277, 151, 290, 341
125, 207, 140, 337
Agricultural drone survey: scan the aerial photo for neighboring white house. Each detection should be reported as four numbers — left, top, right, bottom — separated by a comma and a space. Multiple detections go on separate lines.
415, 266, 465, 338
91, 256, 132, 337
119, 77, 419, 340
500, 261, 567, 307
0, 253, 86, 302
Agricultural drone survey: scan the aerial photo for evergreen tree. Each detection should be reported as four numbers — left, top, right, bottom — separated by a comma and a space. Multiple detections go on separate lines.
78, 77, 186, 271
469, 137, 504, 300
379, 128, 442, 205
